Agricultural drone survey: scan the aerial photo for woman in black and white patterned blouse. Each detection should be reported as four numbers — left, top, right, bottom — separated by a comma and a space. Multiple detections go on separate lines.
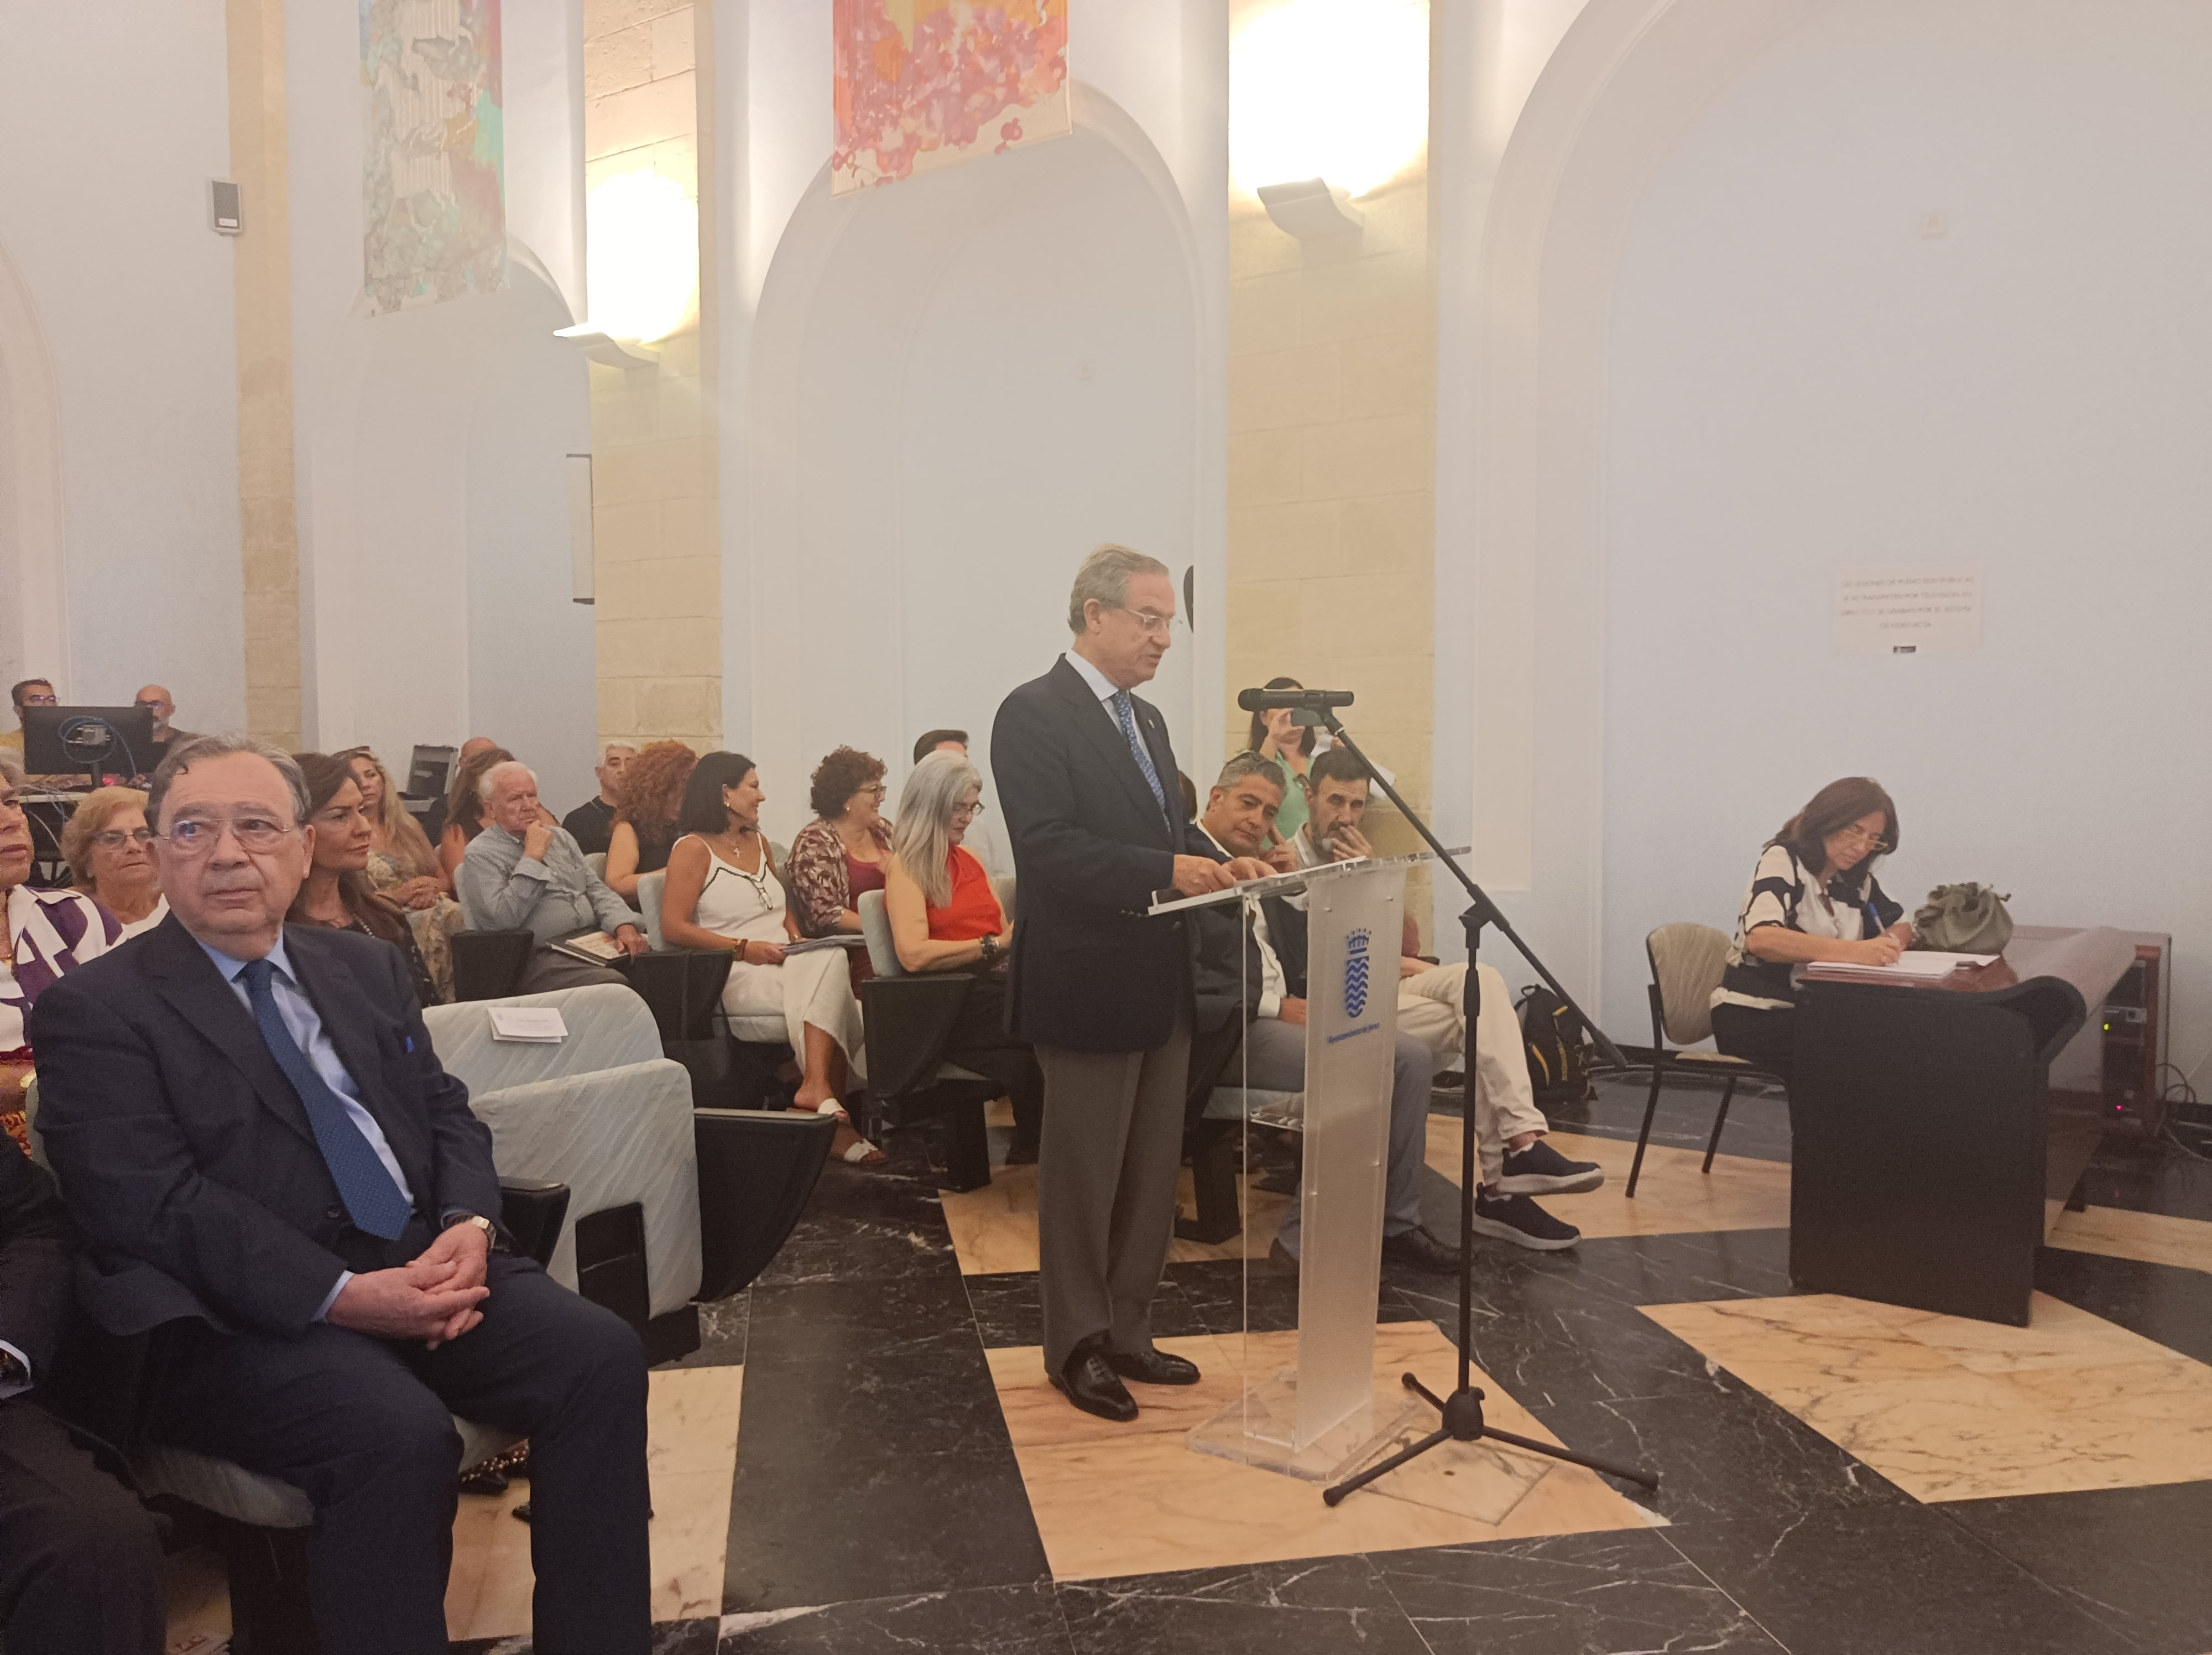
1710, 776, 1913, 1083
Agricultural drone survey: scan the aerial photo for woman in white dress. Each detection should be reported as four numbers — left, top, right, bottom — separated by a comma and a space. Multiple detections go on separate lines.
660, 751, 882, 1165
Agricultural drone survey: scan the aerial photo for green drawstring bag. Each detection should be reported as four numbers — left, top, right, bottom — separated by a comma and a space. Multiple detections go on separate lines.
1913, 883, 2015, 954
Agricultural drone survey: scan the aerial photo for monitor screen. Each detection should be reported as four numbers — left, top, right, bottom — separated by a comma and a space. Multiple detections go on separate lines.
22, 705, 159, 783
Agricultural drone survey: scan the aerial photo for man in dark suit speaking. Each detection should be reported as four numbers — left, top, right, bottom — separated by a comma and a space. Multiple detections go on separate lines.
30, 735, 650, 1655
994, 545, 1271, 1422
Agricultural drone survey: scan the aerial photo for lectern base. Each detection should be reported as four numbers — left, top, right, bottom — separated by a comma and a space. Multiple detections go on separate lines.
1187, 1370, 1424, 1484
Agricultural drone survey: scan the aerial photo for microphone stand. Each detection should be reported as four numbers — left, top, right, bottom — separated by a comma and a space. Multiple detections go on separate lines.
1307, 711, 1660, 1505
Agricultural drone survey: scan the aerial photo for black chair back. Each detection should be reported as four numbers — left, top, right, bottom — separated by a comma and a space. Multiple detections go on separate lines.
450, 929, 535, 1001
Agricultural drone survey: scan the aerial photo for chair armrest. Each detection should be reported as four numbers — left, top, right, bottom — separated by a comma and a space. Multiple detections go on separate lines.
858, 973, 974, 1102
498, 1178, 572, 1269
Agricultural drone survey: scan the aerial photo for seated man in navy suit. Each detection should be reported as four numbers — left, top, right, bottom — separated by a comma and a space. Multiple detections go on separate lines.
30, 734, 651, 1655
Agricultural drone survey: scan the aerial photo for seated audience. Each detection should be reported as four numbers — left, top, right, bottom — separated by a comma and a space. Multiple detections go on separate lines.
30, 733, 651, 1655
62, 785, 168, 938
660, 753, 881, 1165
785, 746, 892, 958
561, 742, 637, 857
132, 683, 201, 772
603, 740, 696, 902
0, 1128, 165, 1653
884, 751, 1044, 1164
1243, 676, 1316, 849
0, 679, 54, 757
1, 754, 122, 1153
1286, 745, 1603, 1248
1712, 776, 1908, 1086
1189, 753, 1459, 1272
456, 761, 646, 992
910, 727, 1011, 877
289, 754, 443, 1007
339, 747, 462, 1002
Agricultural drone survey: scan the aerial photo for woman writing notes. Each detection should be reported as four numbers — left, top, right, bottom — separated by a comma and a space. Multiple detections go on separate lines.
1710, 777, 1913, 1084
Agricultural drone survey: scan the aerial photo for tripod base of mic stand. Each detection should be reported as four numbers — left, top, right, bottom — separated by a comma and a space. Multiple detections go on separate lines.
1322, 1373, 1661, 1506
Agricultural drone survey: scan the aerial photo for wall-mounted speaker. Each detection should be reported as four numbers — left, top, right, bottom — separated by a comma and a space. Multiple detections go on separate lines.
210, 180, 242, 236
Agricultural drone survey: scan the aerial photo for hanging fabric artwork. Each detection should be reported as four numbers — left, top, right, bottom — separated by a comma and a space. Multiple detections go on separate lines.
832, 0, 1071, 196
362, 0, 507, 314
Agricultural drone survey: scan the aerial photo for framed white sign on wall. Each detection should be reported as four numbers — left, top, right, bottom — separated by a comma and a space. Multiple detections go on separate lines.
1834, 565, 1983, 655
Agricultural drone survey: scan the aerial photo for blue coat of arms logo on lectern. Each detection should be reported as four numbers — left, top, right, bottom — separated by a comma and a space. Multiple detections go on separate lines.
1343, 927, 1372, 1019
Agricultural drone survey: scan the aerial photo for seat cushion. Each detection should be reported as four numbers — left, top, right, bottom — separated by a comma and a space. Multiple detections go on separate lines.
134, 1419, 521, 1531
424, 983, 665, 1091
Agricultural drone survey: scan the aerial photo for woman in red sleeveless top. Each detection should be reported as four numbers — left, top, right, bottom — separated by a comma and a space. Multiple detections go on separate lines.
884, 751, 1042, 1163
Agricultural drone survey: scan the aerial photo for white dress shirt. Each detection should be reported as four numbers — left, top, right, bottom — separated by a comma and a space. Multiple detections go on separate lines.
1062, 649, 1122, 704
196, 935, 416, 1318
1198, 824, 1288, 1021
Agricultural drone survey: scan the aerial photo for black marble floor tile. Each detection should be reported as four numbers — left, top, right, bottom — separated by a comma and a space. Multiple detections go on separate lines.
1371, 1529, 1784, 1653
2080, 1129, 2212, 1222
719, 1583, 1072, 1653
2034, 1245, 2212, 1366
1545, 1071, 1793, 1165
734, 1344, 1016, 1470
745, 1272, 982, 1366
1057, 1555, 1428, 1654
1665, 1503, 2145, 1655
966, 1269, 1050, 1348
723, 1441, 1049, 1612
1940, 1480, 2212, 1655
1170, 1257, 1305, 1335
751, 1210, 962, 1287
665, 1289, 748, 1370
1537, 1380, 1910, 1527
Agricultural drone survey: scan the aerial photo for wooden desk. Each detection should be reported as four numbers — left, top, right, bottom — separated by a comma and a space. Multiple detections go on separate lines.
1791, 925, 2141, 1326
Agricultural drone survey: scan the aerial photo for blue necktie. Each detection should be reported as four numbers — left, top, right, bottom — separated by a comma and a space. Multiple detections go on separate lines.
1111, 689, 1171, 824
239, 958, 413, 1240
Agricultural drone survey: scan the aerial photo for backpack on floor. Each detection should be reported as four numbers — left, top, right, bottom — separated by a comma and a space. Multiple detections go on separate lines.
1516, 983, 1595, 1107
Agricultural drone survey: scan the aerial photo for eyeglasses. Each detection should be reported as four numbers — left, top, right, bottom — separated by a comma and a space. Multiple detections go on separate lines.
18, 692, 56, 706
93, 828, 156, 849
1110, 606, 1176, 638
952, 800, 988, 821
161, 815, 297, 855
1832, 824, 1892, 851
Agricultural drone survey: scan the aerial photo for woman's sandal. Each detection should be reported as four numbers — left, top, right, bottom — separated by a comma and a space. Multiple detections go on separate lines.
830, 1122, 886, 1165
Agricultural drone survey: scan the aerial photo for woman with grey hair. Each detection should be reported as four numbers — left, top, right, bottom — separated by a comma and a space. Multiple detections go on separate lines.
885, 751, 1043, 1163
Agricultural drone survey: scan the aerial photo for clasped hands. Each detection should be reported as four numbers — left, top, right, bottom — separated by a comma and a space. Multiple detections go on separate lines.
327, 1220, 491, 1348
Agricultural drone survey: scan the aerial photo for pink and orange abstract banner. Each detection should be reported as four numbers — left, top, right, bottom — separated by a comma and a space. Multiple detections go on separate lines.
832, 0, 1071, 195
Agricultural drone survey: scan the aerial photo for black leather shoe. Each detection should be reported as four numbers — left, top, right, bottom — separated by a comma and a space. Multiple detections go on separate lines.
1051, 1342, 1138, 1422
1107, 1345, 1201, 1386
1381, 1226, 1465, 1276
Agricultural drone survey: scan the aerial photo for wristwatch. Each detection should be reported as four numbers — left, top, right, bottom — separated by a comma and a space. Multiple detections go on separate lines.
445, 1212, 505, 1251
979, 933, 1001, 965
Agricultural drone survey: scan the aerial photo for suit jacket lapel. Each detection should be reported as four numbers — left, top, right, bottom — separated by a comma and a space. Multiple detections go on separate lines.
1050, 658, 1173, 850
140, 919, 320, 1153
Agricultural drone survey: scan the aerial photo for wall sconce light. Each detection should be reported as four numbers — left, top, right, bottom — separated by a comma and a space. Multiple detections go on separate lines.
1258, 178, 1364, 240
557, 169, 698, 360
1232, 0, 1429, 222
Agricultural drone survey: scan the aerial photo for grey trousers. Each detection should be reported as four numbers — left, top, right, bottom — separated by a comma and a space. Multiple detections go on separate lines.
520, 947, 633, 996
1238, 1017, 1433, 1258
1036, 1012, 1191, 1375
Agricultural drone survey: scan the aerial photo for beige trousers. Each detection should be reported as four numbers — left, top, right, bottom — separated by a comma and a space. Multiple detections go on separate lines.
1397, 962, 1552, 1187
723, 946, 867, 1075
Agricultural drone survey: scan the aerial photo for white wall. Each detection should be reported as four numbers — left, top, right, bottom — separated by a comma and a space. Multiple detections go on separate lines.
288, 0, 596, 808
1597, 0, 2212, 1058
0, 0, 244, 721
743, 111, 1200, 848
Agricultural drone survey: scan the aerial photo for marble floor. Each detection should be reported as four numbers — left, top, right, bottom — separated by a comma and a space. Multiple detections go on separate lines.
158, 1073, 2212, 1654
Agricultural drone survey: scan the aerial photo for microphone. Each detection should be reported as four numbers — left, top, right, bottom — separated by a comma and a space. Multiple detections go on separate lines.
1236, 686, 1354, 712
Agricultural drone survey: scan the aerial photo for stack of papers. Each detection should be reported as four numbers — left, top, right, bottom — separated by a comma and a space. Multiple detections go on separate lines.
781, 933, 867, 955
488, 1007, 568, 1043
1807, 951, 1998, 982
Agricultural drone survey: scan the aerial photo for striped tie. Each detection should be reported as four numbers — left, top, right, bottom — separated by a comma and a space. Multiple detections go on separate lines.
1111, 690, 1171, 824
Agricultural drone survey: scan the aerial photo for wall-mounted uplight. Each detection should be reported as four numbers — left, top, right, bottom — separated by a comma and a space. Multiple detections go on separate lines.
1231, 0, 1429, 221
581, 169, 698, 345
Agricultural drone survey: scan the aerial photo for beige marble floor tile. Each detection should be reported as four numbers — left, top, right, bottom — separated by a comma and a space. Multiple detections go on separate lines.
162, 1545, 232, 1650
445, 1363, 745, 1641
942, 1160, 1290, 1275
1426, 1121, 1792, 1237
991, 1321, 1657, 1580
988, 1334, 1237, 1447
2047, 1203, 2212, 1276
1645, 1290, 2212, 1503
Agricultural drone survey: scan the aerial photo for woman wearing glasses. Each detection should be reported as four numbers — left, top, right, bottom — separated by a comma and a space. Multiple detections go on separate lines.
884, 751, 1043, 1164
784, 747, 894, 979
1711, 776, 1912, 1083
61, 786, 169, 938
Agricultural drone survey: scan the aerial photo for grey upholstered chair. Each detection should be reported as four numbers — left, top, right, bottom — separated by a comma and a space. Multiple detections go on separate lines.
1629, 922, 1787, 1196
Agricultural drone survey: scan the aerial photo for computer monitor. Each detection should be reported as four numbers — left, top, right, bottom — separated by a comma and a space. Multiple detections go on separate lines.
22, 705, 158, 787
